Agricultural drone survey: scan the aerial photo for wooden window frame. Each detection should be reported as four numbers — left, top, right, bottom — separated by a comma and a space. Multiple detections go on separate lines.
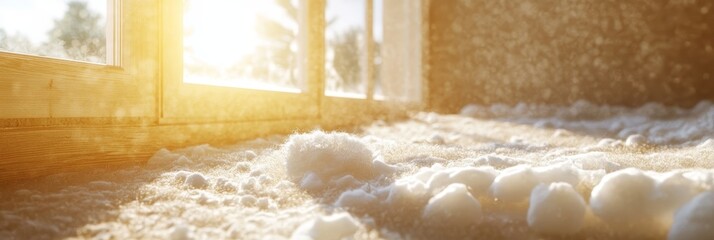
0, 0, 157, 124
321, 0, 426, 125
0, 0, 427, 126
161, 0, 425, 125
0, 0, 429, 181
160, 0, 319, 124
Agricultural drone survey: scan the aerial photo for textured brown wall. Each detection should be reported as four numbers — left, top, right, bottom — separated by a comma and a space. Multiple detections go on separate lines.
428, 0, 714, 112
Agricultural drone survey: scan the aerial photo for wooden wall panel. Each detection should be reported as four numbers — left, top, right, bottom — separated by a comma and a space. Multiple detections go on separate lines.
0, 120, 319, 183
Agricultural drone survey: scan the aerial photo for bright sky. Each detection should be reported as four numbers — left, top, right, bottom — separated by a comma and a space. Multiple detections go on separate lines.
0, 0, 106, 44
184, 0, 382, 67
0, 0, 381, 44
325, 0, 382, 41
184, 0, 298, 67
373, 0, 383, 41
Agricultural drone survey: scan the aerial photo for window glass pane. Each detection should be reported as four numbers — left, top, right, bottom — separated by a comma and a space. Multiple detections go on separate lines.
183, 0, 303, 92
0, 0, 107, 63
325, 0, 367, 97
375, 0, 421, 102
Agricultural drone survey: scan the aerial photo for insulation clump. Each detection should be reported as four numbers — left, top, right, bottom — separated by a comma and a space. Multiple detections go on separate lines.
147, 148, 185, 167
386, 177, 430, 208
444, 167, 497, 195
284, 131, 390, 191
625, 134, 648, 146
291, 212, 361, 240
589, 168, 657, 227
527, 182, 586, 235
490, 165, 540, 202
422, 183, 483, 227
335, 189, 378, 209
668, 191, 714, 240
185, 173, 209, 189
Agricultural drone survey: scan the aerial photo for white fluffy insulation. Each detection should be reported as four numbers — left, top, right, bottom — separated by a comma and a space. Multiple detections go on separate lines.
1, 101, 714, 239
527, 182, 586, 235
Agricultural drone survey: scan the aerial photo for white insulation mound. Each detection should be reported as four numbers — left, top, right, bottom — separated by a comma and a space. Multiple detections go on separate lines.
2, 101, 714, 239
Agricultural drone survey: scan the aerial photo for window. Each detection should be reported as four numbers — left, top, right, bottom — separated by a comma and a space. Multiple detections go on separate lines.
325, 0, 368, 97
323, 0, 422, 102
321, 0, 423, 120
0, 0, 160, 121
162, 0, 423, 123
0, 0, 114, 64
161, 0, 318, 122
1, 0, 422, 123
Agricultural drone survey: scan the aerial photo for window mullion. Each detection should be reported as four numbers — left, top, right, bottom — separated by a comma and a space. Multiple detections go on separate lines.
365, 0, 375, 101
106, 0, 122, 66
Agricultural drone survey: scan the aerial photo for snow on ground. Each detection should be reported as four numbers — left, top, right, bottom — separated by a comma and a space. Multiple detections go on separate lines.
1, 101, 714, 239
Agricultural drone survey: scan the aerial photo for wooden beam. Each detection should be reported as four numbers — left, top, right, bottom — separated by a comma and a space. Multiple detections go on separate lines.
0, 119, 319, 183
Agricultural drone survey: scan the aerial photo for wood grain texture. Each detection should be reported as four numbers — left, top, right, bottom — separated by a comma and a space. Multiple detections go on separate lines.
0, 119, 319, 183
0, 0, 158, 120
0, 117, 149, 128
160, 0, 319, 122
0, 0, 419, 183
0, 106, 413, 183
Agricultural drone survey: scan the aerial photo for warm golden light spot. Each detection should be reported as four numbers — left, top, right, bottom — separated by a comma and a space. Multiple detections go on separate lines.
183, 0, 302, 91
184, 1, 258, 68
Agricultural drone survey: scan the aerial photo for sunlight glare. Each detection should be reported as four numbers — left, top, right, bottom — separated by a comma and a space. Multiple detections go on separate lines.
183, 0, 302, 91
184, 1, 261, 68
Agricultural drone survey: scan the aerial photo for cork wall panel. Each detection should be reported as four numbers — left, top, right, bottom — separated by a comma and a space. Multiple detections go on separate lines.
429, 0, 714, 112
